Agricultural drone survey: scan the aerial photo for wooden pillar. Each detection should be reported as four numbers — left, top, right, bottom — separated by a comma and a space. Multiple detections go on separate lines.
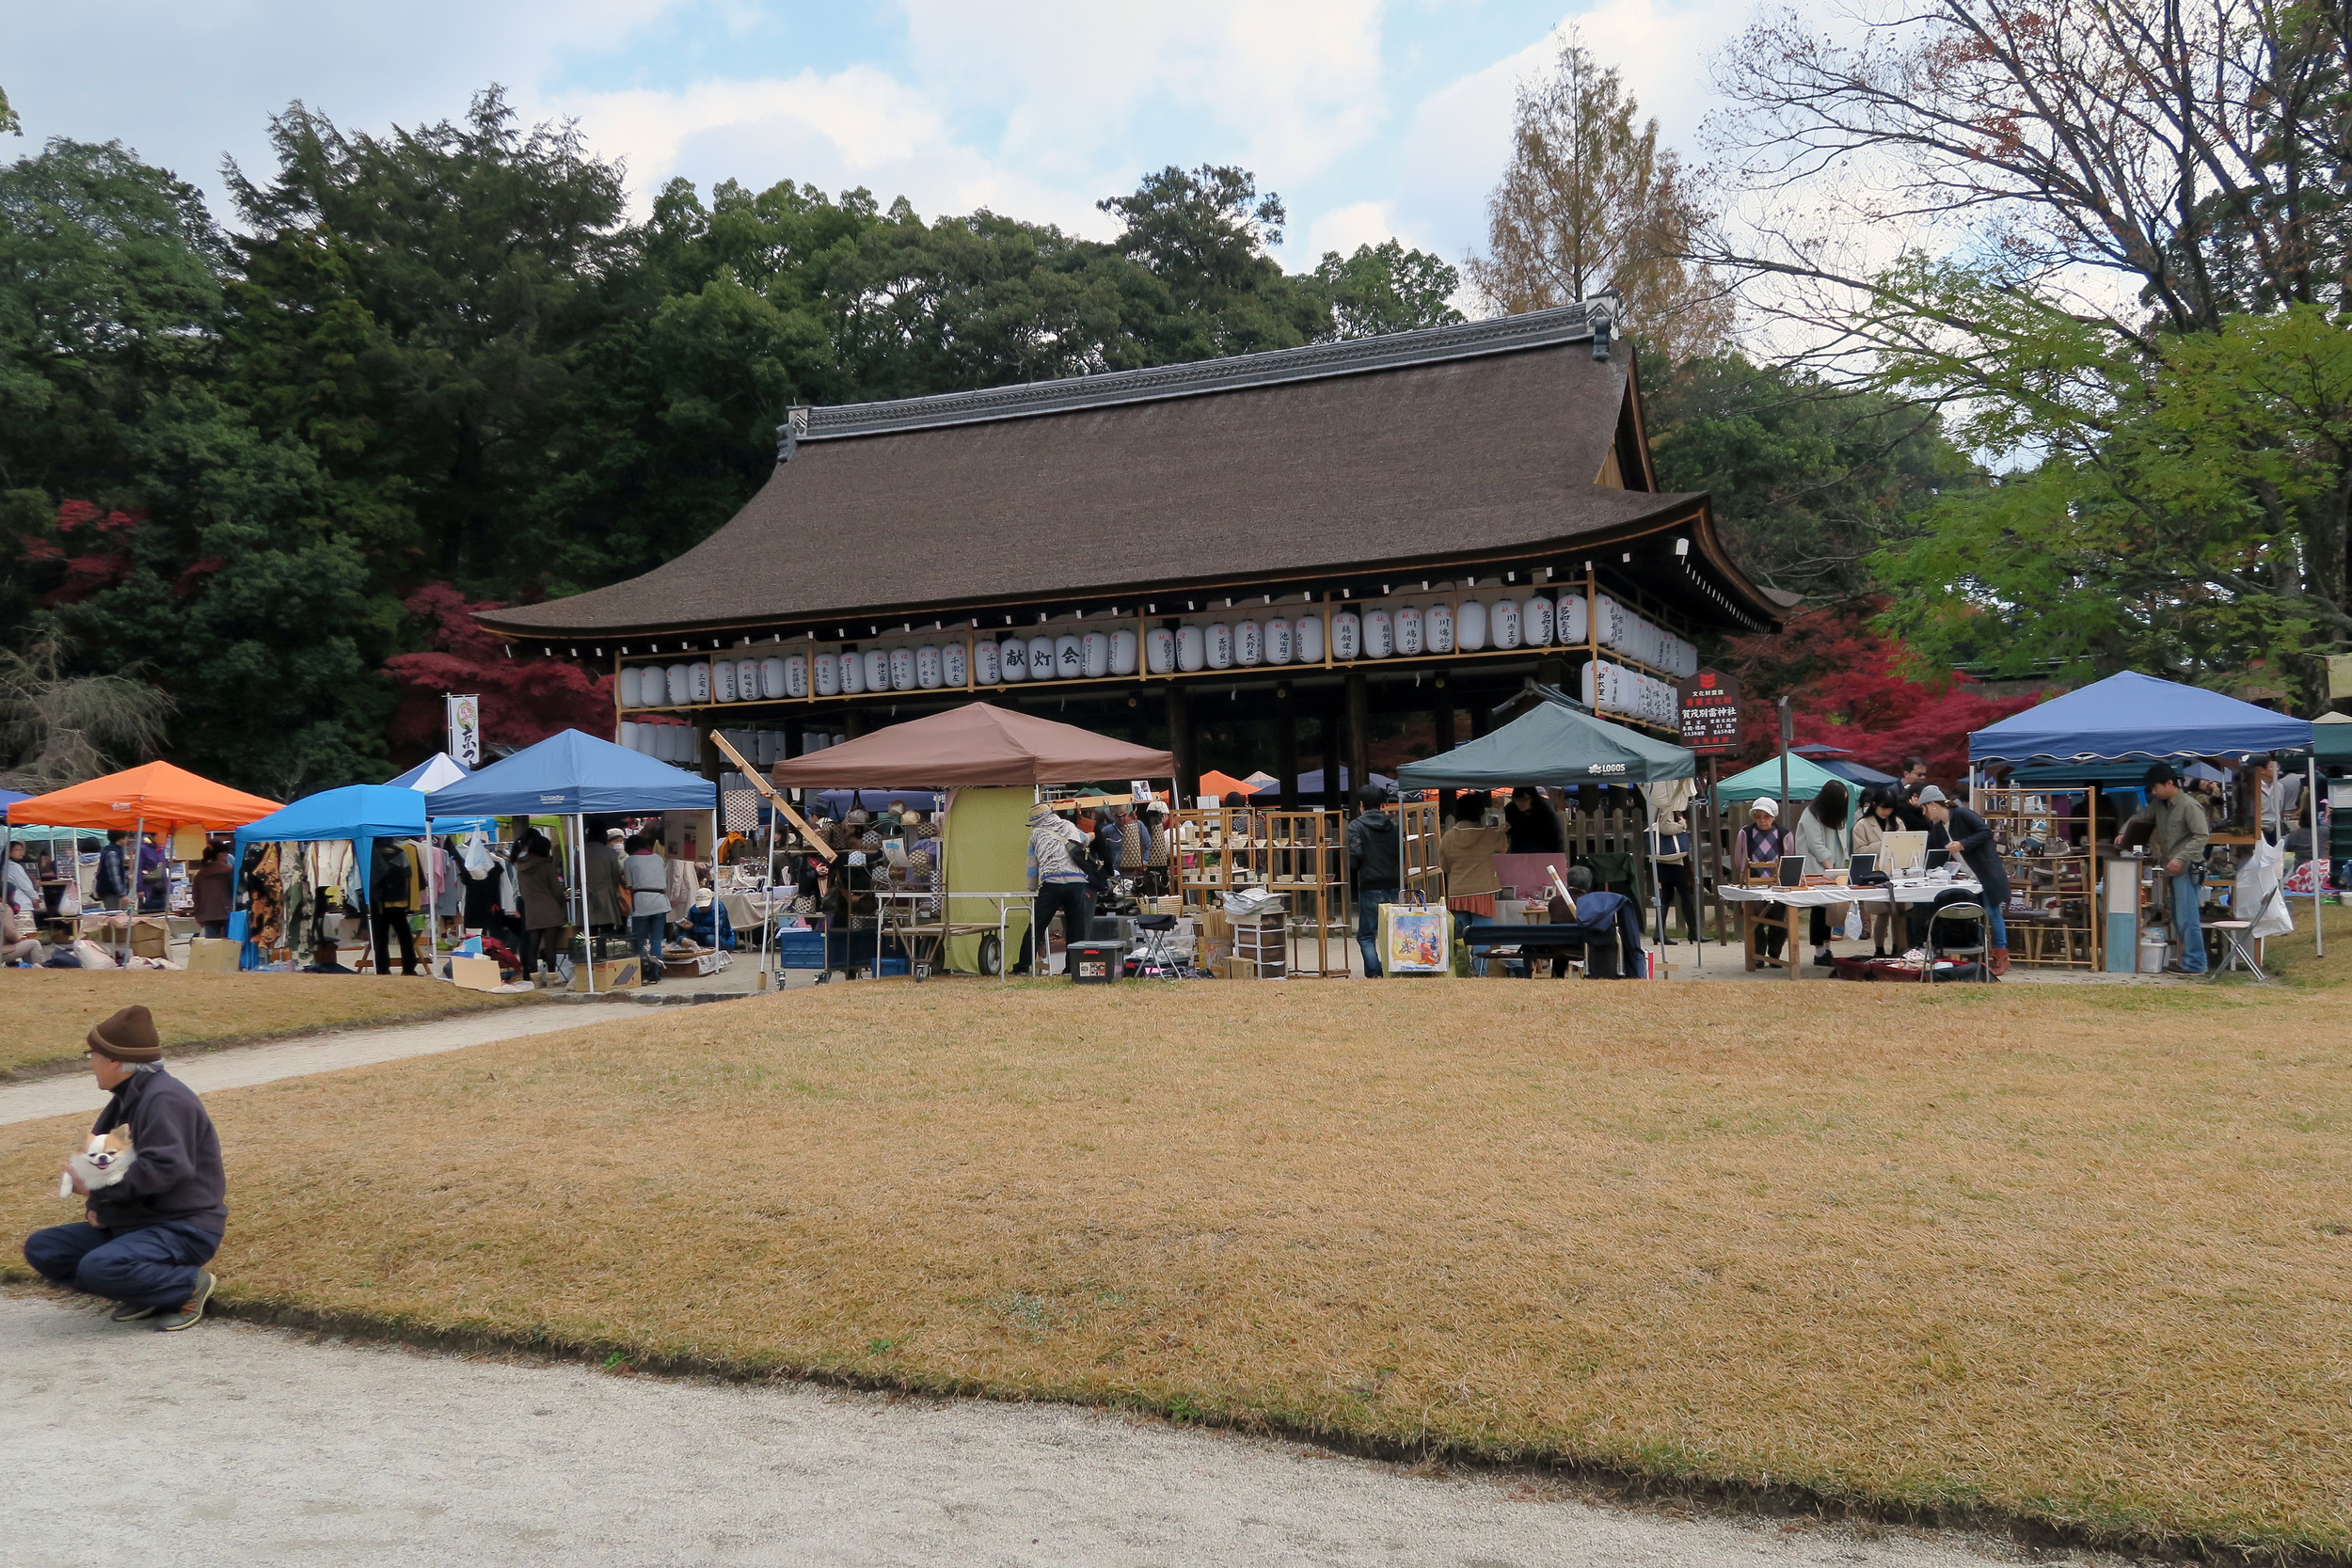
1433, 697, 1456, 755
1534, 653, 1568, 692
1469, 698, 1492, 740
1276, 695, 1299, 810
1320, 701, 1343, 811
1345, 671, 1372, 803
1165, 684, 1194, 807
845, 707, 866, 739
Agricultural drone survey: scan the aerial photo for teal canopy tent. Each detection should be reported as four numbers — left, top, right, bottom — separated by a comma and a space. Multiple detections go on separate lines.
1395, 702, 1694, 790
1713, 751, 1846, 806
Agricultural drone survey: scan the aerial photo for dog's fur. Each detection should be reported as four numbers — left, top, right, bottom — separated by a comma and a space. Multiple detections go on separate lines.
58, 1125, 135, 1199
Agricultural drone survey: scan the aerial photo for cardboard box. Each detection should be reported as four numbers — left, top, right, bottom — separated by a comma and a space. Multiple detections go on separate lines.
129, 916, 170, 959
448, 955, 506, 991
184, 937, 242, 974
571, 956, 643, 991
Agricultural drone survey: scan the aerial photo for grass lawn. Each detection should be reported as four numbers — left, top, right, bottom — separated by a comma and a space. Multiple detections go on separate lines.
6, 979, 2349, 1555
2256, 900, 2352, 988
0, 972, 533, 1078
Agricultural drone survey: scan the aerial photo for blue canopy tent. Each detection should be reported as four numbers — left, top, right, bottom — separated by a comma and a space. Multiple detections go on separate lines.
1793, 744, 1899, 788
230, 784, 430, 971
1973, 670, 2321, 965
386, 752, 471, 791
423, 729, 717, 993
1970, 671, 2312, 766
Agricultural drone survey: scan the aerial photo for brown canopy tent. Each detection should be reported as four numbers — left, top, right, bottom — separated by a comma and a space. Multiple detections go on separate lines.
769, 702, 1173, 787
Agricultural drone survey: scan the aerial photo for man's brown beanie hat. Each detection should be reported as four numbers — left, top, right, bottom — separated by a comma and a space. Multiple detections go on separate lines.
87, 1005, 162, 1063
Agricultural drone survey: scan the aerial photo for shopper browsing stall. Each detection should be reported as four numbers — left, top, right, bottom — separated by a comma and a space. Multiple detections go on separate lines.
1017, 803, 1092, 976
1917, 786, 2011, 975
1348, 785, 1402, 978
190, 845, 233, 938
1503, 786, 1564, 855
1793, 780, 1851, 970
1851, 789, 1902, 958
512, 831, 569, 978
2113, 765, 2212, 975
368, 837, 425, 977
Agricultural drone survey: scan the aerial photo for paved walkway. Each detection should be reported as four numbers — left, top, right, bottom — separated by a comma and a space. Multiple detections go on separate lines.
1, 1294, 2115, 1568
0, 1003, 641, 1127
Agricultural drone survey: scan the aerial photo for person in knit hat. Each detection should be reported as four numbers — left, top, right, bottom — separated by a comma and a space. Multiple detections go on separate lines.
23, 1005, 226, 1330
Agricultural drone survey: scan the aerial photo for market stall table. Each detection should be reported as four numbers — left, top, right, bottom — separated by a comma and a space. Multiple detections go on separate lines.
1720, 874, 1984, 980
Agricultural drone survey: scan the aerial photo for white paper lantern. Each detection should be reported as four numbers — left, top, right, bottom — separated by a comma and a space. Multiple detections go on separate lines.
1081, 631, 1108, 678
1331, 611, 1360, 661
1523, 595, 1553, 646
840, 652, 866, 696
974, 639, 999, 685
619, 667, 643, 708
737, 658, 759, 700
861, 649, 889, 693
942, 641, 968, 687
714, 660, 738, 703
1295, 614, 1325, 662
1029, 635, 1058, 681
665, 663, 691, 705
619, 721, 640, 752
1235, 621, 1262, 666
1147, 627, 1177, 673
1363, 609, 1393, 658
1457, 602, 1487, 651
915, 645, 944, 689
1204, 623, 1233, 670
1055, 634, 1084, 679
997, 637, 1026, 682
1109, 629, 1137, 675
1426, 602, 1454, 654
1492, 600, 1522, 650
889, 647, 916, 691
1176, 625, 1205, 672
779, 655, 805, 699
1395, 606, 1423, 656
1558, 594, 1588, 645
815, 652, 841, 696
690, 661, 712, 703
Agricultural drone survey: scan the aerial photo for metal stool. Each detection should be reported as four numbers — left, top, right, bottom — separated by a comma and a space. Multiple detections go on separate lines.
1130, 912, 1181, 978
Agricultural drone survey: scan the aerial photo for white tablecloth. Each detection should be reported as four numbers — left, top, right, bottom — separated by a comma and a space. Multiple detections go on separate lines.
1720, 877, 1983, 910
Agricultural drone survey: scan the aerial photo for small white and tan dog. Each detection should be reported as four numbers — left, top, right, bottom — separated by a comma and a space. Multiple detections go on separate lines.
59, 1125, 135, 1198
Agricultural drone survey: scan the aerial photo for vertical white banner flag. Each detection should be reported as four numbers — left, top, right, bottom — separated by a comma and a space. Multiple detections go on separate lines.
446, 694, 481, 767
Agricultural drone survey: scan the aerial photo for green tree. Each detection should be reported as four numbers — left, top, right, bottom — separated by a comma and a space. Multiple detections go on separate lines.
1647, 355, 1977, 599
1098, 165, 1327, 361
1308, 241, 1465, 339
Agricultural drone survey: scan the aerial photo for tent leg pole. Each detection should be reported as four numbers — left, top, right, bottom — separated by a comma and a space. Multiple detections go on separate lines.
578, 815, 593, 996
126, 815, 144, 963
2312, 753, 2326, 958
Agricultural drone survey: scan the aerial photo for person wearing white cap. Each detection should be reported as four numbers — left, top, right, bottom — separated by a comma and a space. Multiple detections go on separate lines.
1732, 799, 1791, 964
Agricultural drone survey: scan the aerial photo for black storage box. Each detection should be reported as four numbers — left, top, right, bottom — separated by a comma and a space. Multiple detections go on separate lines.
1065, 939, 1123, 984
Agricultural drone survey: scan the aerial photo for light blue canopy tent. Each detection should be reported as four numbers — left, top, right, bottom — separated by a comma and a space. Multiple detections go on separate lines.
230, 784, 431, 971
422, 729, 716, 993
386, 752, 471, 791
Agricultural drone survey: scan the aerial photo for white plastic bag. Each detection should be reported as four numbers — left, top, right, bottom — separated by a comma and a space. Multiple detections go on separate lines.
1843, 904, 1864, 942
2235, 837, 2295, 939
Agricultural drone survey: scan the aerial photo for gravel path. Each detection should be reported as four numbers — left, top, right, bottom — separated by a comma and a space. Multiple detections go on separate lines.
0, 1002, 641, 1126
1, 1293, 2115, 1568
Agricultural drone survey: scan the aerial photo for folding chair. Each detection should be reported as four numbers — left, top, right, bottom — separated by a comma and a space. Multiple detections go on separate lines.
2204, 874, 2284, 983
1924, 901, 1990, 982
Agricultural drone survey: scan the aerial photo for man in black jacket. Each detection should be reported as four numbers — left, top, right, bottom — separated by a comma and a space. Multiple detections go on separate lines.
24, 1006, 225, 1330
1918, 785, 2012, 974
1347, 785, 1402, 977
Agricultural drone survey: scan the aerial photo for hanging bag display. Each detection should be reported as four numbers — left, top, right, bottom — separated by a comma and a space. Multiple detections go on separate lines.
1376, 893, 1451, 975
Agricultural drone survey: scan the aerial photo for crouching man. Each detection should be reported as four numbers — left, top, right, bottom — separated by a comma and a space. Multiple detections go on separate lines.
24, 1006, 226, 1330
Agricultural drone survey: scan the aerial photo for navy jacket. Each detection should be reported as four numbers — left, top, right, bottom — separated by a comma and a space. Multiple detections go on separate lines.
1550, 889, 1645, 977
88, 1068, 227, 1236
1941, 806, 2011, 903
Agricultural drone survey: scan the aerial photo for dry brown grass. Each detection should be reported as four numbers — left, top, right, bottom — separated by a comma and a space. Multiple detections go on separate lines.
5, 978, 2349, 1555
0, 972, 531, 1077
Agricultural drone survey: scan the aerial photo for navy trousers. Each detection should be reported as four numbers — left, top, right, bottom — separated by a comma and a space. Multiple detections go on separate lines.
24, 1220, 219, 1307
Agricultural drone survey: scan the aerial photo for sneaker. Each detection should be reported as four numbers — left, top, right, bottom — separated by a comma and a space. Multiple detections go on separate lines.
110, 1301, 162, 1323
2162, 961, 2205, 976
155, 1270, 215, 1332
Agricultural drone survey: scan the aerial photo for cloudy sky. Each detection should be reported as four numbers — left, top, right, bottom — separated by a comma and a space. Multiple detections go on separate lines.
4, 0, 1760, 274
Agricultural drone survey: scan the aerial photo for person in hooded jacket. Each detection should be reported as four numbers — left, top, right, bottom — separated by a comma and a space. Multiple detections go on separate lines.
1348, 785, 1402, 977
1503, 787, 1565, 855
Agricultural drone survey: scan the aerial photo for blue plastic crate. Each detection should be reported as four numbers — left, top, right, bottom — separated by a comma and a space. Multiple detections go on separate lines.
772, 929, 832, 968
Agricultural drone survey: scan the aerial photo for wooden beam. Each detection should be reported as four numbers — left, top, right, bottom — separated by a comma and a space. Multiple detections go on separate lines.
707, 732, 834, 862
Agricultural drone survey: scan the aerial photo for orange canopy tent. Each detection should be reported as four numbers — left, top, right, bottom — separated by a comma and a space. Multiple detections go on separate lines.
5, 761, 279, 831
1196, 770, 1259, 801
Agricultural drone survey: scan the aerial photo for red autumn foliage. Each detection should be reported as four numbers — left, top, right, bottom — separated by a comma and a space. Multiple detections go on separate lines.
1723, 600, 2042, 789
384, 582, 614, 763
37, 499, 146, 605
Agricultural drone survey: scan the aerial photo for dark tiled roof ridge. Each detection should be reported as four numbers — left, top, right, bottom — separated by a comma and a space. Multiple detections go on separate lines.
787, 301, 1605, 448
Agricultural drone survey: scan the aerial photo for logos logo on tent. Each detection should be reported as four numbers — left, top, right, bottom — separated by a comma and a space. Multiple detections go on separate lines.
1586, 764, 1627, 776
540, 795, 564, 805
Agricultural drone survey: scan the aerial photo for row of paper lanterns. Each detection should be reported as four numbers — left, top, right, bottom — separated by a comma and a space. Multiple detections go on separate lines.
616, 592, 1696, 709
1581, 659, 1681, 725
616, 723, 850, 764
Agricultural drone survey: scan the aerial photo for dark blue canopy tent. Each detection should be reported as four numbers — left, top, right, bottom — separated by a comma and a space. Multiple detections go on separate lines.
423, 729, 716, 993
